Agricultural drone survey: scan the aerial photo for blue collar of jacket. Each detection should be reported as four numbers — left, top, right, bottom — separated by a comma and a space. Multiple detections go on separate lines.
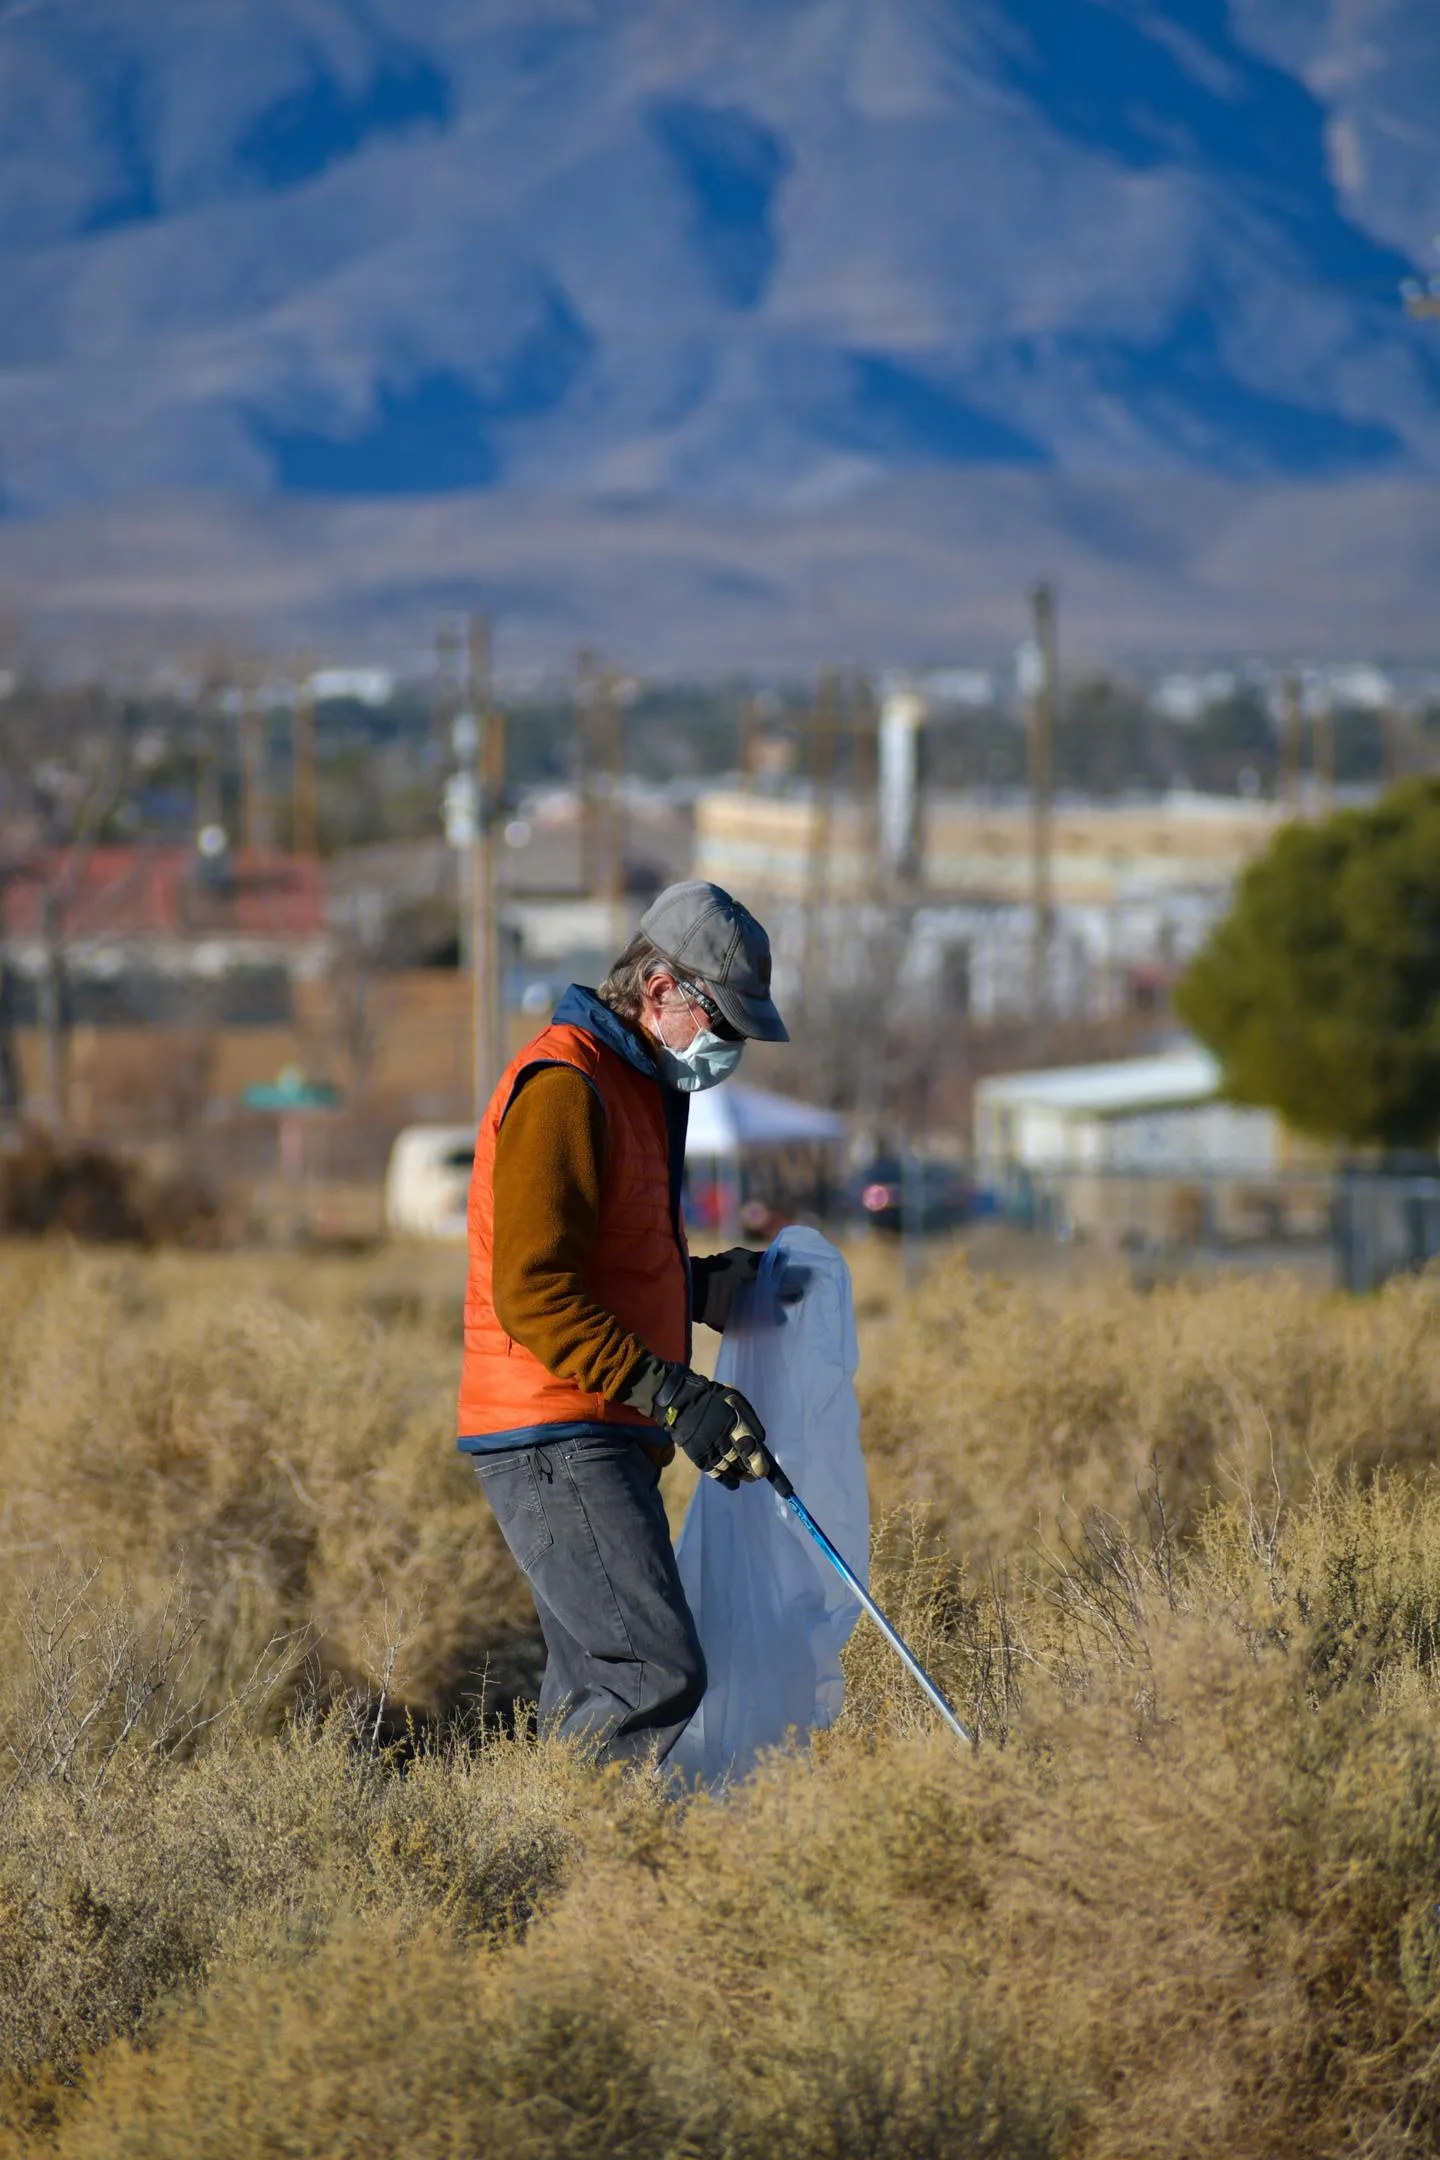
554, 983, 659, 1079
555, 983, 690, 1233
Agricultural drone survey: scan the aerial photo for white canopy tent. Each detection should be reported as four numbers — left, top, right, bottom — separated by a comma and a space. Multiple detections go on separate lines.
684, 1083, 846, 1158
685, 1084, 847, 1237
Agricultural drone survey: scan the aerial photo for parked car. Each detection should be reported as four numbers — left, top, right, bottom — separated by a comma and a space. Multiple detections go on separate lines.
384, 1125, 475, 1240
848, 1155, 971, 1236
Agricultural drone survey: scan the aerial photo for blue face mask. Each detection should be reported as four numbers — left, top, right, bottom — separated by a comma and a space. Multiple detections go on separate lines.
656, 1028, 744, 1094
654, 989, 745, 1094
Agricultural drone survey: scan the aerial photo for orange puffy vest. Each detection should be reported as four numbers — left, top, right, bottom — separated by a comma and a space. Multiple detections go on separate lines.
456, 999, 690, 1441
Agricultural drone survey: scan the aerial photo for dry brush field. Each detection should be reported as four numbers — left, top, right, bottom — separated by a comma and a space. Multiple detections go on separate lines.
2, 1240, 1440, 2156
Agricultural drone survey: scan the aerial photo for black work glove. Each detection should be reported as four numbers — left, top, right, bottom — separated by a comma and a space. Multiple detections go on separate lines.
691, 1247, 763, 1332
624, 1355, 776, 1488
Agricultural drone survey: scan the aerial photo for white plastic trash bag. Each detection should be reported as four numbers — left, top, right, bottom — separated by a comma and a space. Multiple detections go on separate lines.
670, 1226, 869, 1784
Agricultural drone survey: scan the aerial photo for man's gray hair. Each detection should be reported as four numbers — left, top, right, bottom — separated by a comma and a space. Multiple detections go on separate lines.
597, 932, 673, 1022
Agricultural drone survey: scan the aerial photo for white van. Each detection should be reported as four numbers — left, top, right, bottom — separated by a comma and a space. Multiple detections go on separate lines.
383, 1124, 476, 1241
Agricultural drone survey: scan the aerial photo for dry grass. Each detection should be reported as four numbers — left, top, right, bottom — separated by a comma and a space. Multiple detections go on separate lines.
0, 1243, 535, 1725
2, 1240, 1440, 2155
862, 1254, 1440, 1542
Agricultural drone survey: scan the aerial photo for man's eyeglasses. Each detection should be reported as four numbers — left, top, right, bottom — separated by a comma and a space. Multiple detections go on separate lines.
681, 981, 743, 1043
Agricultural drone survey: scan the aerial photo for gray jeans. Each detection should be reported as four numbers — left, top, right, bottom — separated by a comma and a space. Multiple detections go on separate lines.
473, 1430, 706, 1765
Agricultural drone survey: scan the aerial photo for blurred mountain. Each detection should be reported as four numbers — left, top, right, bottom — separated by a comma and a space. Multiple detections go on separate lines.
1, 0, 1438, 661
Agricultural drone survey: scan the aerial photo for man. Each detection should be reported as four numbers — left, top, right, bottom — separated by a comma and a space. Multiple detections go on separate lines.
458, 878, 788, 1764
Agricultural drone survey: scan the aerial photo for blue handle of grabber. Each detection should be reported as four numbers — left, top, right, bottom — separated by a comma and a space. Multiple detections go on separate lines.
766, 1463, 972, 1746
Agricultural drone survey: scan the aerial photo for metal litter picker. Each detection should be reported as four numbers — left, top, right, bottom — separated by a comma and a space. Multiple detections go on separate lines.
766, 1460, 972, 1746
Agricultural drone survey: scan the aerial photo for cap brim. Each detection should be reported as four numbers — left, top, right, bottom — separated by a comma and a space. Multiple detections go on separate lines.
705, 978, 790, 1043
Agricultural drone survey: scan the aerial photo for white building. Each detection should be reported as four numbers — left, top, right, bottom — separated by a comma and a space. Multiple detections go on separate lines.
695, 786, 1282, 1027
973, 1046, 1281, 1180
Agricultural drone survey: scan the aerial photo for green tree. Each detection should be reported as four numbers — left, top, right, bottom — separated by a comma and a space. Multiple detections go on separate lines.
1055, 674, 1167, 795
1186, 688, 1276, 794
1332, 704, 1385, 786
1175, 780, 1440, 1149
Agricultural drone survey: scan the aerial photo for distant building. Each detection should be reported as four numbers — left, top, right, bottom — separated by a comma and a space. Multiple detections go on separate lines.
973, 1046, 1280, 1181
969, 1045, 1333, 1253
1312, 663, 1393, 712
694, 787, 1284, 1026
326, 790, 695, 993
307, 668, 395, 706
919, 668, 997, 708
696, 788, 1283, 910
0, 846, 328, 1027
1154, 671, 1237, 722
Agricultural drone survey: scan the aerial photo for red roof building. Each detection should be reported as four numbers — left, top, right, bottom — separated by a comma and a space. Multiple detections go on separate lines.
0, 849, 331, 1031
1, 848, 325, 945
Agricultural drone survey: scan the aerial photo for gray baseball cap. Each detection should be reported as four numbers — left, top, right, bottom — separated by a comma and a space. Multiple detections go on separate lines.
640, 880, 789, 1042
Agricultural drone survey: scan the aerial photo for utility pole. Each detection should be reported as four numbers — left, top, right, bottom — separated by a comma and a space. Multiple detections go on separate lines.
432, 620, 463, 772
737, 693, 759, 791
574, 648, 599, 896
599, 667, 626, 957
852, 671, 882, 903
1381, 703, 1401, 788
1279, 675, 1303, 815
291, 665, 318, 859
196, 675, 225, 848
802, 668, 838, 1018
1311, 686, 1335, 814
466, 615, 506, 1117
440, 619, 475, 1107
240, 670, 271, 853
436, 621, 464, 728
1026, 583, 1056, 1024
0, 926, 19, 1128
38, 885, 66, 1129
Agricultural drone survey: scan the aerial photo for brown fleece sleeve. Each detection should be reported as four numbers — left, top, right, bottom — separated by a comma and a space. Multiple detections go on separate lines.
490, 1063, 653, 1402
